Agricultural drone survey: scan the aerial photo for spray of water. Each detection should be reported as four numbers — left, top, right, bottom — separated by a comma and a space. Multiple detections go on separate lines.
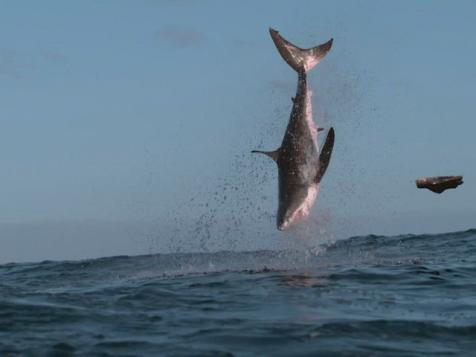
147, 39, 368, 264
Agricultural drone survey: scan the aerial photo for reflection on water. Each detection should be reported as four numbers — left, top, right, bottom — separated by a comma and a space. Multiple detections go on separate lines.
280, 272, 329, 288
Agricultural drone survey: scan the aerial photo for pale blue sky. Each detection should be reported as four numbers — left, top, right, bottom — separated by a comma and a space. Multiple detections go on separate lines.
0, 1, 475, 262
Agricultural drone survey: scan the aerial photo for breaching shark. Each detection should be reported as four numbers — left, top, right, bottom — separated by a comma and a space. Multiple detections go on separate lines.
252, 28, 335, 231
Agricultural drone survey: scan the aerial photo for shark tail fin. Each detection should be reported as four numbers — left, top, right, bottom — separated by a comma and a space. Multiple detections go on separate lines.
315, 127, 335, 183
269, 28, 333, 73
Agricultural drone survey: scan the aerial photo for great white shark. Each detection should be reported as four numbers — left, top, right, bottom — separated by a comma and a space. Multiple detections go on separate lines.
253, 28, 335, 231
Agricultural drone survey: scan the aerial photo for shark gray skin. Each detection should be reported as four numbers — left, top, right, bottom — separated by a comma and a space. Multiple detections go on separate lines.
253, 28, 335, 231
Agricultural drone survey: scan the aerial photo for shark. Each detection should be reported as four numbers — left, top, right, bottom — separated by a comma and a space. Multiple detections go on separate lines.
252, 28, 335, 231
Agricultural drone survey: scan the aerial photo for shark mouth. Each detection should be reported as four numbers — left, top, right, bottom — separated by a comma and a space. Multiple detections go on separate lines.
278, 184, 320, 230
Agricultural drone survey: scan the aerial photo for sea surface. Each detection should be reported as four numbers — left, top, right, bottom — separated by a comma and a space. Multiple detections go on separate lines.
1, 229, 476, 356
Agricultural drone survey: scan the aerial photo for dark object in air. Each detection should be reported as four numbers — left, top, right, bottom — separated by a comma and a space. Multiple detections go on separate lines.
416, 176, 463, 194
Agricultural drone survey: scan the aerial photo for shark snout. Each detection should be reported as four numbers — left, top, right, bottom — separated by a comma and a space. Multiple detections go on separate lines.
277, 217, 290, 231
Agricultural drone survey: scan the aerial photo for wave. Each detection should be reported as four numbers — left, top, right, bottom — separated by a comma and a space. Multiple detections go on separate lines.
1, 229, 475, 356
1, 228, 474, 286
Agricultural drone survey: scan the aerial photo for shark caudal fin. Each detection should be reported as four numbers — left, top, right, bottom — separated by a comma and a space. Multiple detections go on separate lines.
269, 28, 333, 73
315, 127, 335, 183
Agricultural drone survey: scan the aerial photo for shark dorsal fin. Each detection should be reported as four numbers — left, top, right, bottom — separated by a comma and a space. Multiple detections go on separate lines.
315, 128, 335, 183
251, 149, 280, 163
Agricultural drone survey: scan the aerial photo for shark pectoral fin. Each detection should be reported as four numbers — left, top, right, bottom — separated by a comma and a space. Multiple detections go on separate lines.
315, 127, 335, 183
251, 149, 280, 162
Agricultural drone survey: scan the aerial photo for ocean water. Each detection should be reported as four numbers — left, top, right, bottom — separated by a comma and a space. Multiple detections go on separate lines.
1, 229, 475, 356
